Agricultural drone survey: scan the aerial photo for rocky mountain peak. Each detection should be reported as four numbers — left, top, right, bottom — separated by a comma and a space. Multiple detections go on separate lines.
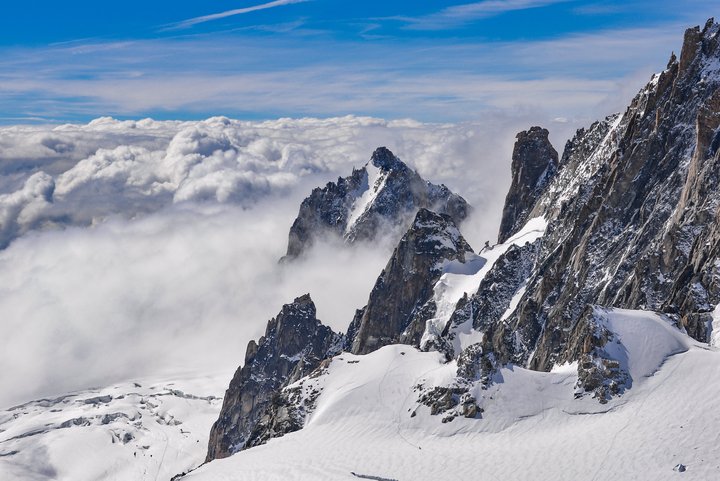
451, 17, 720, 386
406, 208, 473, 261
498, 126, 558, 243
677, 17, 718, 77
370, 146, 405, 171
279, 293, 315, 319
283, 147, 470, 260
197, 19, 720, 472
207, 294, 341, 461
194, 20, 720, 475
348, 208, 474, 355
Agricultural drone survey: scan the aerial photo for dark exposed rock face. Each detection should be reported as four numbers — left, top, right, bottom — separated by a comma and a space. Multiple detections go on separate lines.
243, 363, 326, 450
283, 147, 471, 260
349, 208, 474, 355
455, 343, 492, 380
206, 294, 341, 460
446, 19, 720, 390
449, 240, 539, 335
343, 307, 365, 352
498, 127, 558, 243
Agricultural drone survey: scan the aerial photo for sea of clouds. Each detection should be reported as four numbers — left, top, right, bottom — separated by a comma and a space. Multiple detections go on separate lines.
0, 114, 579, 408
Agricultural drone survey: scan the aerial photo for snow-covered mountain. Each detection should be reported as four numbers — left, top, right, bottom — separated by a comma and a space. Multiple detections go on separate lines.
186, 310, 720, 480
474, 17, 720, 390
0, 373, 228, 480
283, 146, 470, 260
4, 18, 720, 481
200, 17, 720, 477
207, 294, 343, 460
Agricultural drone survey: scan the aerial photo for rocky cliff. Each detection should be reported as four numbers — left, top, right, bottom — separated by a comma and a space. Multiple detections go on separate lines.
283, 147, 470, 259
348, 208, 475, 354
206, 294, 341, 460
435, 18, 720, 399
498, 127, 558, 243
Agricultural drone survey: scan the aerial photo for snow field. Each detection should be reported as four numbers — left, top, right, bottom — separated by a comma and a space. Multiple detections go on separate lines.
188, 308, 720, 480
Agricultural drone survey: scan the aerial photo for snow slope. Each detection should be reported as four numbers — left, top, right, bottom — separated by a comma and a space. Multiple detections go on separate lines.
345, 162, 387, 236
422, 216, 548, 353
592, 307, 699, 382
186, 309, 720, 481
2, 309, 718, 480
0, 372, 229, 481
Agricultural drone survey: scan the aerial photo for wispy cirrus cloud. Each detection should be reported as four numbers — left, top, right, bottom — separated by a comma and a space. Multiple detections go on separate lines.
166, 0, 309, 30
0, 22, 682, 125
392, 0, 572, 30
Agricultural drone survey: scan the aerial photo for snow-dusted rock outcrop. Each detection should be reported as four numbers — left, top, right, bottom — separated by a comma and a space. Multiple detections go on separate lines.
206, 294, 341, 460
283, 147, 470, 260
186, 311, 720, 480
348, 208, 475, 355
574, 307, 695, 401
497, 127, 558, 243
0, 374, 226, 481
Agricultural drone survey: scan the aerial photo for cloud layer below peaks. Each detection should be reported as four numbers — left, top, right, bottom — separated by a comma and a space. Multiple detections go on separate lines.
0, 115, 501, 249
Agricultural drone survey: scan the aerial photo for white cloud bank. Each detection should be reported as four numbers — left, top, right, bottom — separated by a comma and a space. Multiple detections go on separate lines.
1, 114, 584, 408
2, 114, 577, 250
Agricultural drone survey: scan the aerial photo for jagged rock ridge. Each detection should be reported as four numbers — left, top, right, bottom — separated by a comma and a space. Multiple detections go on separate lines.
447, 239, 540, 352
206, 209, 477, 461
206, 294, 341, 460
437, 18, 720, 399
348, 208, 475, 355
498, 127, 558, 243
283, 147, 470, 259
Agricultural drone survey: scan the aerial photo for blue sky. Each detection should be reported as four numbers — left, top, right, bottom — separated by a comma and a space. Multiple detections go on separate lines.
0, 0, 715, 123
